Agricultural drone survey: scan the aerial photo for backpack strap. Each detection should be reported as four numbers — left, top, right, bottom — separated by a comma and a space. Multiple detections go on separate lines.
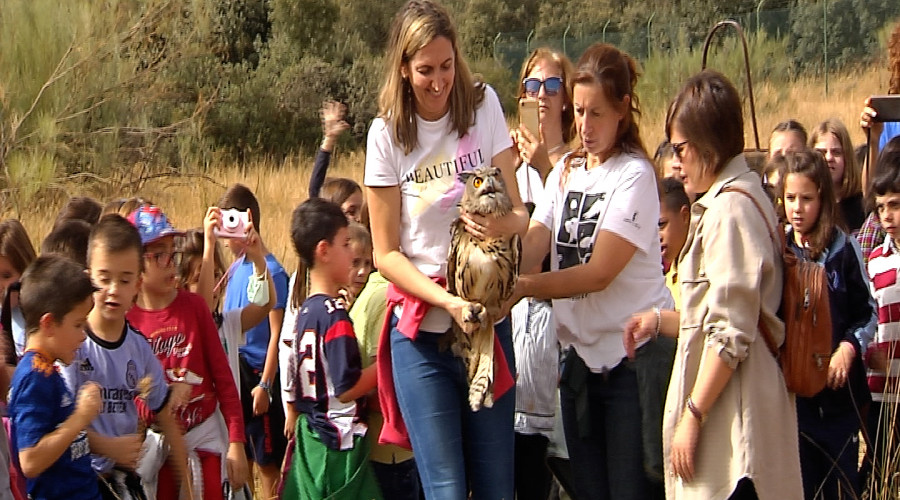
720, 185, 782, 358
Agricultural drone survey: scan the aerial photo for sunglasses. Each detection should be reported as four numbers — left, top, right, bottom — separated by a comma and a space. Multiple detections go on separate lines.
671, 140, 690, 162
145, 251, 183, 268
523, 77, 563, 97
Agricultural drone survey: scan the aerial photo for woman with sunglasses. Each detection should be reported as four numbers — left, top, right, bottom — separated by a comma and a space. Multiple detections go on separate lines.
511, 42, 673, 500
661, 70, 802, 499
508, 47, 575, 500
512, 49, 576, 188
364, 1, 528, 498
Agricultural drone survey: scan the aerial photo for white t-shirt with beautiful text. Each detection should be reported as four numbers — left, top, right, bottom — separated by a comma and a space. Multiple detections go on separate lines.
532, 152, 673, 372
365, 85, 513, 332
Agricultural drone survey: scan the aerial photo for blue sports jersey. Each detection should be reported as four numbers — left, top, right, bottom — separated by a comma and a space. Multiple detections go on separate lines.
224, 253, 288, 370
292, 294, 367, 451
8, 351, 100, 500
60, 323, 169, 474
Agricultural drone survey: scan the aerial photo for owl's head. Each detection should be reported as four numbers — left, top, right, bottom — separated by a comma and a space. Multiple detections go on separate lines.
458, 165, 513, 216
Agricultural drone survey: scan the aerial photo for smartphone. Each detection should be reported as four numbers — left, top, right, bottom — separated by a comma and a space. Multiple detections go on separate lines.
871, 95, 900, 122
518, 99, 540, 138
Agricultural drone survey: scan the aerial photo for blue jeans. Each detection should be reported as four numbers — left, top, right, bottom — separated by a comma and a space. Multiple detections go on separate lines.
797, 400, 861, 499
559, 351, 648, 500
371, 458, 420, 500
390, 316, 516, 500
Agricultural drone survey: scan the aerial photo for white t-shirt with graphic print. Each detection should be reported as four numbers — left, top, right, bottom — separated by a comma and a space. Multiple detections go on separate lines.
365, 85, 513, 332
532, 152, 674, 372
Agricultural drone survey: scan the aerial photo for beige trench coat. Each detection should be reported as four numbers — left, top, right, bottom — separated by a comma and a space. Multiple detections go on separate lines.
663, 156, 803, 500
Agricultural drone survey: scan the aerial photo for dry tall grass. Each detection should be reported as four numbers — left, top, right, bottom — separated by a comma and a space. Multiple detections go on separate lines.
5, 65, 891, 272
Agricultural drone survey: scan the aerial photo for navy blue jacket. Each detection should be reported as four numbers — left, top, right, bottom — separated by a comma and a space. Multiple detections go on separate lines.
787, 228, 876, 418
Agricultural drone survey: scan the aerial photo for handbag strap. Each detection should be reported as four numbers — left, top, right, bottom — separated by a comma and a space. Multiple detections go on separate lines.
720, 185, 781, 358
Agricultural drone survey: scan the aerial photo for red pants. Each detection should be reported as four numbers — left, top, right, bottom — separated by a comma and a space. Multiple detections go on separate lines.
156, 449, 223, 500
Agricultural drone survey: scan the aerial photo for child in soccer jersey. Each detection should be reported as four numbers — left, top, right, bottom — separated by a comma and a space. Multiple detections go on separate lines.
59, 215, 188, 499
281, 198, 380, 499
123, 205, 248, 500
7, 255, 100, 500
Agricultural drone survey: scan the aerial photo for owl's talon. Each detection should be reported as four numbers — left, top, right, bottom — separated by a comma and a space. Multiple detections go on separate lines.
463, 303, 486, 324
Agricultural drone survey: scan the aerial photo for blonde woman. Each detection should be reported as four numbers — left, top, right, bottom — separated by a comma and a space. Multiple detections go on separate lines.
364, 1, 528, 498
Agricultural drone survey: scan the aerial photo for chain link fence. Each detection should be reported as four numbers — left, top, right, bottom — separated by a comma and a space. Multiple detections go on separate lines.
493, 3, 900, 87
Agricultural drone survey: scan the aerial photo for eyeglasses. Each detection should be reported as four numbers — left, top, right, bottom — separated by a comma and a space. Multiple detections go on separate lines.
671, 140, 690, 162
523, 77, 563, 97
144, 251, 183, 268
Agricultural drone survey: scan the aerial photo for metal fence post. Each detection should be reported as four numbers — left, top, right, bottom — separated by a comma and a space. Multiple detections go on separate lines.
563, 24, 570, 56
647, 12, 656, 59
756, 0, 766, 33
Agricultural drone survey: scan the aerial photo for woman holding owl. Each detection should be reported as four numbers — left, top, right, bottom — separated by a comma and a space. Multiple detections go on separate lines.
511, 42, 674, 500
363, 1, 528, 498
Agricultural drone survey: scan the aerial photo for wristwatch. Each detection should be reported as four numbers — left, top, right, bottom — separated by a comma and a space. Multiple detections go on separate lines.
258, 381, 273, 403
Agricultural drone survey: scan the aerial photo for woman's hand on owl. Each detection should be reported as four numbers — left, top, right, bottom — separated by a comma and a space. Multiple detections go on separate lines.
460, 211, 520, 240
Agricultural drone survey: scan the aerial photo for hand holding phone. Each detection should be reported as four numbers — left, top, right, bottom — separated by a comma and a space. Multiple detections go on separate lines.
870, 95, 900, 123
519, 98, 540, 140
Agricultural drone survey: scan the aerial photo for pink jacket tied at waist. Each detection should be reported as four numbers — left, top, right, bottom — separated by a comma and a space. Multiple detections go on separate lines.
376, 279, 515, 449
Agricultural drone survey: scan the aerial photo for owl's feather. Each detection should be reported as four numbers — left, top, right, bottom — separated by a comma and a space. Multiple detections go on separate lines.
447, 165, 520, 411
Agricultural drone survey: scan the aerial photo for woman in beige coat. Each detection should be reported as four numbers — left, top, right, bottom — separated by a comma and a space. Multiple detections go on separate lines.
661, 70, 802, 499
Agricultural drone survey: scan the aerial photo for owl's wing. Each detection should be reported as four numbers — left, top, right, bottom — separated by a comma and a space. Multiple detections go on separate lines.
447, 219, 463, 296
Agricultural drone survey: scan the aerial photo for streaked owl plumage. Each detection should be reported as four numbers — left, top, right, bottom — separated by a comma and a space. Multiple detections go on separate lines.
447, 165, 520, 411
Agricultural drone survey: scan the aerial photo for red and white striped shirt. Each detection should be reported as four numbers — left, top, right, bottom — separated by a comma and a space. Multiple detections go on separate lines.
867, 235, 900, 402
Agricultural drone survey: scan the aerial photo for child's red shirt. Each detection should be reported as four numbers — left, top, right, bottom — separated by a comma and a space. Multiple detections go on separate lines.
127, 290, 244, 442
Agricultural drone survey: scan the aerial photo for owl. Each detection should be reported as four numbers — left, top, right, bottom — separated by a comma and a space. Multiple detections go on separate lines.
448, 165, 520, 411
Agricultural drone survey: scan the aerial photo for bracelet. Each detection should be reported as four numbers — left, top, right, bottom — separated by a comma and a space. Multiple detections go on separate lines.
258, 381, 273, 403
653, 307, 661, 340
686, 395, 705, 425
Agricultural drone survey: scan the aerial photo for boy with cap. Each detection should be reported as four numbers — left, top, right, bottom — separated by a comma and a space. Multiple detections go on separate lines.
124, 206, 248, 499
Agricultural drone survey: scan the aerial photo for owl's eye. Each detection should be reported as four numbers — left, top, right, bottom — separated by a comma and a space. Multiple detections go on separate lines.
473, 177, 483, 188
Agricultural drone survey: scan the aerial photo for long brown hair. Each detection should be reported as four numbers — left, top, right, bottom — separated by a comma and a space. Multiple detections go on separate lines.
809, 118, 861, 200
177, 228, 225, 291
0, 220, 36, 275
774, 149, 839, 260
560, 43, 647, 189
378, 0, 484, 155
516, 47, 576, 144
